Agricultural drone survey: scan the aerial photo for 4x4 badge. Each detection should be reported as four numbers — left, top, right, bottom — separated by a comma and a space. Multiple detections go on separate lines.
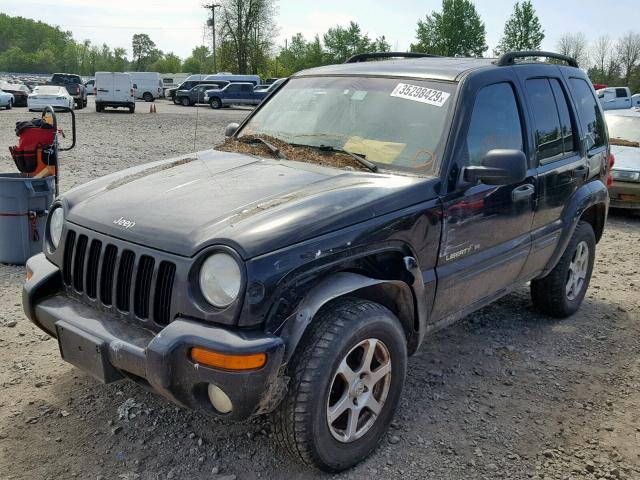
113, 216, 136, 229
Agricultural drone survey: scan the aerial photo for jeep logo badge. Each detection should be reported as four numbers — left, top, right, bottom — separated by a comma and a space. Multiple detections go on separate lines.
113, 217, 136, 229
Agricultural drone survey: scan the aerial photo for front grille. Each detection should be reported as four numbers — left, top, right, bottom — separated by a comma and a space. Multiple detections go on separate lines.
62, 229, 176, 326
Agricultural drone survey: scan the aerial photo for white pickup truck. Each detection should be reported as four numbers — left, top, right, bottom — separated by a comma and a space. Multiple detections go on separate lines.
596, 87, 633, 110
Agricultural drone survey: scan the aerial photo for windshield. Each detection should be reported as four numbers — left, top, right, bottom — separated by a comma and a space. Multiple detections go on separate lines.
238, 76, 456, 173
606, 113, 640, 146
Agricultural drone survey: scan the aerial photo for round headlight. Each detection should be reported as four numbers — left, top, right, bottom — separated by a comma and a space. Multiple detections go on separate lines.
199, 253, 242, 307
49, 208, 64, 249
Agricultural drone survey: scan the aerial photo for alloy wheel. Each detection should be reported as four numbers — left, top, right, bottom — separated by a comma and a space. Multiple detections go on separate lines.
566, 240, 589, 301
326, 338, 392, 443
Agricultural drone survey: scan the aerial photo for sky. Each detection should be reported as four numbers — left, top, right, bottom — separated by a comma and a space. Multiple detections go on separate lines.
2, 0, 639, 60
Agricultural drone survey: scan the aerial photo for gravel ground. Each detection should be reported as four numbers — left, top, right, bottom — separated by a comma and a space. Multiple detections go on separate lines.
0, 98, 639, 480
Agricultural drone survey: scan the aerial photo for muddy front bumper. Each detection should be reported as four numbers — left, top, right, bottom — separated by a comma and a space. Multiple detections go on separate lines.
22, 253, 285, 420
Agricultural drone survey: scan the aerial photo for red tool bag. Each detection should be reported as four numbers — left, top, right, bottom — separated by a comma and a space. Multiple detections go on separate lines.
9, 119, 57, 178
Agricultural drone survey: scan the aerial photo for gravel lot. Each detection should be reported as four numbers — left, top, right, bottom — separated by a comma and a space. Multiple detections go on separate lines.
1, 97, 639, 480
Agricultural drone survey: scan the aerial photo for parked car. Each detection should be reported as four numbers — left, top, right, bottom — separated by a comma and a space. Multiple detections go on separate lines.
1, 84, 30, 106
23, 51, 611, 472
596, 87, 632, 110
633, 93, 640, 107
165, 74, 214, 100
85, 79, 95, 94
0, 90, 14, 109
174, 82, 230, 106
47, 73, 87, 109
95, 72, 136, 113
126, 72, 163, 101
204, 82, 269, 109
606, 109, 640, 210
27, 85, 74, 111
204, 73, 261, 86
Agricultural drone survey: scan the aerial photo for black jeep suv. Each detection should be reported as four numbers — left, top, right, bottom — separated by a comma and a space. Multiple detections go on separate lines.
23, 51, 610, 472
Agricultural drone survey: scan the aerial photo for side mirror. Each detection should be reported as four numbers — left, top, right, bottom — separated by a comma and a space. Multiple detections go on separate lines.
225, 123, 240, 138
463, 149, 527, 185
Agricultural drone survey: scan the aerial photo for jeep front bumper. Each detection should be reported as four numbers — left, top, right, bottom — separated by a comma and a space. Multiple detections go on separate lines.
23, 253, 285, 420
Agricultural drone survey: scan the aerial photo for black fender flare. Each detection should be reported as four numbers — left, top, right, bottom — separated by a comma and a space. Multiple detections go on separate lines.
278, 269, 425, 363
542, 180, 609, 276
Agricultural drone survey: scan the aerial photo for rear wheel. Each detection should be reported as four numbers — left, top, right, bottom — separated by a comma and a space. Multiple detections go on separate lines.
181, 96, 191, 107
96, 103, 103, 112
272, 297, 407, 472
143, 92, 154, 102
531, 221, 596, 317
83, 98, 88, 107
75, 99, 82, 109
210, 97, 222, 109
129, 105, 135, 114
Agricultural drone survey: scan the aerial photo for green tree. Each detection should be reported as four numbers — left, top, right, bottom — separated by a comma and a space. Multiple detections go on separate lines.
494, 1, 544, 55
182, 45, 213, 73
411, 0, 487, 57
323, 22, 373, 63
131, 33, 158, 70
151, 52, 182, 73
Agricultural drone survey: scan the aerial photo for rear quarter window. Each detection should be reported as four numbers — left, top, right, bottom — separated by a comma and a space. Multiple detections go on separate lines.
569, 78, 606, 150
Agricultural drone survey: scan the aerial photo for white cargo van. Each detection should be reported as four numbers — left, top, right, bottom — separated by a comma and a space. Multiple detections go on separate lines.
126, 72, 163, 101
95, 72, 135, 113
632, 93, 640, 108
596, 87, 632, 110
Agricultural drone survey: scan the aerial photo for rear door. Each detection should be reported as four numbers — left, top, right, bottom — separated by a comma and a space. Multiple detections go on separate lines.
113, 74, 130, 102
240, 84, 254, 104
433, 71, 537, 321
515, 71, 587, 278
96, 74, 113, 102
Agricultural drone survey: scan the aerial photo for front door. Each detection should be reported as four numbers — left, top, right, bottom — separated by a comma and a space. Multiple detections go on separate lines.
432, 79, 536, 321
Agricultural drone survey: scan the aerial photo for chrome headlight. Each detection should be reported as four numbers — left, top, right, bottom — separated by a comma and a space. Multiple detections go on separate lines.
611, 169, 640, 182
199, 253, 242, 307
49, 208, 64, 250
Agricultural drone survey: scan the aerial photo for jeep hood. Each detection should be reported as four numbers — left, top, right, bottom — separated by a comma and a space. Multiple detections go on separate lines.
64, 150, 438, 258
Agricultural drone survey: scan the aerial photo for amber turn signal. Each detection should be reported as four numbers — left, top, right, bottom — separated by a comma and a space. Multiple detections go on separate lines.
190, 348, 266, 371
26, 269, 33, 281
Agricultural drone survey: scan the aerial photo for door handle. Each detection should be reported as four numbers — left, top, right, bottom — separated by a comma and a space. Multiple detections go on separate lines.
512, 184, 535, 202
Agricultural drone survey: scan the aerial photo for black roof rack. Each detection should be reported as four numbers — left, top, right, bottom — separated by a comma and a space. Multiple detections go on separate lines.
497, 50, 579, 68
344, 52, 440, 64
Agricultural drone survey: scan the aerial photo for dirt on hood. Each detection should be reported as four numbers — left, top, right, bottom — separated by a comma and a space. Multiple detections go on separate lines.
215, 135, 370, 171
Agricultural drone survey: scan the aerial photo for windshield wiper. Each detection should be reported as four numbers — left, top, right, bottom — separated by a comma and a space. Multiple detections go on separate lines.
316, 145, 378, 172
239, 136, 287, 160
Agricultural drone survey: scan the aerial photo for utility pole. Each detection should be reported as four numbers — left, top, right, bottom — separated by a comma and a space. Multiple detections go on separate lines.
204, 3, 221, 73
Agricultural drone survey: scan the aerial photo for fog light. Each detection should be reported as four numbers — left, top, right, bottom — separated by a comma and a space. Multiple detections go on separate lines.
208, 384, 233, 414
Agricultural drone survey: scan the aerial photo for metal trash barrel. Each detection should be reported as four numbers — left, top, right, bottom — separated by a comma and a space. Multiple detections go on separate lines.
0, 174, 55, 265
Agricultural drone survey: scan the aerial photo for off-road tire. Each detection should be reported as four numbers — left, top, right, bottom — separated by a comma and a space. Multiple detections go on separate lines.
210, 97, 222, 109
272, 297, 407, 472
531, 220, 596, 318
143, 92, 154, 102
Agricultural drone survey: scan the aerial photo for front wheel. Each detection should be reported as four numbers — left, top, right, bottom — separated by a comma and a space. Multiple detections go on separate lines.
173, 96, 181, 105
181, 96, 191, 107
209, 97, 222, 109
6, 99, 12, 110
531, 221, 596, 317
272, 297, 407, 472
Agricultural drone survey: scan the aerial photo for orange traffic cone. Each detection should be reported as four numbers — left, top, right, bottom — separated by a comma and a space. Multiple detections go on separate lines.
153, 104, 157, 113
149, 104, 153, 113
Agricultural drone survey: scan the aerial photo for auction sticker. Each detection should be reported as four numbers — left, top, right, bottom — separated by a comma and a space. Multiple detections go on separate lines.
390, 83, 450, 107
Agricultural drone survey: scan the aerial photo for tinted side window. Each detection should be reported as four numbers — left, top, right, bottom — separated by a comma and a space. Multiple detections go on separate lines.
526, 78, 563, 161
550, 79, 576, 155
466, 83, 523, 166
227, 84, 240, 92
569, 78, 606, 150
241, 85, 251, 92
615, 88, 628, 98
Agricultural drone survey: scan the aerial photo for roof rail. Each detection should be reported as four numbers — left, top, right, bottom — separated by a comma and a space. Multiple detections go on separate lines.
497, 50, 579, 68
344, 52, 439, 64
